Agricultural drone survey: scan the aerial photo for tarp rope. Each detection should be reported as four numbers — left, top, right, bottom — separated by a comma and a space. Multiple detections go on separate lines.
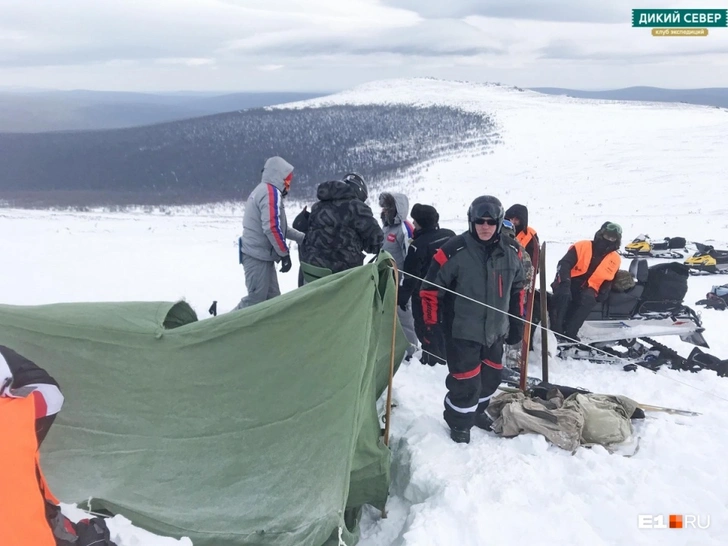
393, 267, 728, 406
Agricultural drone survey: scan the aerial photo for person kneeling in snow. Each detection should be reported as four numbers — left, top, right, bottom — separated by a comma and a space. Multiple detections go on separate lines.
550, 222, 622, 342
0, 345, 117, 546
419, 196, 526, 444
0, 345, 64, 545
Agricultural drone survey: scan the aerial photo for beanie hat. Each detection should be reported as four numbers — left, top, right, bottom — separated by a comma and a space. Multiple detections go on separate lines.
410, 204, 439, 230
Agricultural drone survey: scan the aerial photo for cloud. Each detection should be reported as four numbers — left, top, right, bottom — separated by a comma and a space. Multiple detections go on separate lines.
0, 0, 726, 91
381, 0, 632, 23
223, 19, 506, 57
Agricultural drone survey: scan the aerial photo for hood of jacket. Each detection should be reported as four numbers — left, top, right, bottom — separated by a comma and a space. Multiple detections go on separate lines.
505, 204, 528, 234
316, 180, 357, 202
261, 156, 294, 192
380, 192, 409, 226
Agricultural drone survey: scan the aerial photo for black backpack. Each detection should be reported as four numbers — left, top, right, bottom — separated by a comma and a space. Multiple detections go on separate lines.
641, 262, 690, 308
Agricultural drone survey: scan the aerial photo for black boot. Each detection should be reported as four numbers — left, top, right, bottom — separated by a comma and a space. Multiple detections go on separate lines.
474, 413, 493, 431
449, 427, 470, 444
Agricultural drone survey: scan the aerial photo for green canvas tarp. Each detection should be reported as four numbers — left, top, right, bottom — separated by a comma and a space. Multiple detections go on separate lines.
0, 253, 408, 546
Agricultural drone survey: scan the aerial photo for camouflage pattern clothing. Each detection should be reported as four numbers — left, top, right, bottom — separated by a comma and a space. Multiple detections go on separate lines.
300, 180, 383, 273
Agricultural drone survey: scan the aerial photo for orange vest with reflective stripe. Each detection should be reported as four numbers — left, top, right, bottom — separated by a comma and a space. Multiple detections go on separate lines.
516, 226, 537, 250
569, 240, 621, 292
0, 394, 56, 546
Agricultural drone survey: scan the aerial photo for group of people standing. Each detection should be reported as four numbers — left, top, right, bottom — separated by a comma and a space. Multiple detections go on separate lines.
236, 156, 623, 443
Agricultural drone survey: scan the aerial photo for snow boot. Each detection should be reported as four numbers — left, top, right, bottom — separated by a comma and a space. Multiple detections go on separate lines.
449, 427, 470, 444
474, 412, 493, 431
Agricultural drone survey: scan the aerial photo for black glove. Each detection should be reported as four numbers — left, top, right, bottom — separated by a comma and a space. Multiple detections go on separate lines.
583, 287, 598, 303
552, 278, 571, 297
505, 320, 523, 345
421, 324, 446, 366
397, 293, 409, 311
280, 255, 292, 273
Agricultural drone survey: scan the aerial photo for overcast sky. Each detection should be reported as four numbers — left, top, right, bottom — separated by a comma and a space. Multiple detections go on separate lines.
1, 0, 726, 92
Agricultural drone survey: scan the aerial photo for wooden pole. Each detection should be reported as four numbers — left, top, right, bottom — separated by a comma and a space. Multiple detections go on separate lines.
539, 241, 549, 383
383, 258, 399, 448
382, 258, 399, 519
519, 241, 540, 392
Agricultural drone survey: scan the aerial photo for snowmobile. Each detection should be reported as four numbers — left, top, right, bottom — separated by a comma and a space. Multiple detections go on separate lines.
556, 258, 709, 370
684, 243, 728, 275
620, 234, 687, 259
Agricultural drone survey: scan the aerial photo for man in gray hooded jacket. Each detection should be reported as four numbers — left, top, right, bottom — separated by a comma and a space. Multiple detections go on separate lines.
236, 156, 304, 309
379, 191, 418, 359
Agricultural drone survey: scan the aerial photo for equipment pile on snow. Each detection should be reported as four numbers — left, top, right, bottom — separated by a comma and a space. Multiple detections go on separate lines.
488, 383, 643, 452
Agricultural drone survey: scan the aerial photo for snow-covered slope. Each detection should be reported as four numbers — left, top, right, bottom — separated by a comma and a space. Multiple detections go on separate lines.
2, 78, 728, 545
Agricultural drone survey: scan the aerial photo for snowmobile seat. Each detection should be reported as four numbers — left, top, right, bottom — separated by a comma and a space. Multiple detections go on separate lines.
586, 259, 648, 320
629, 258, 649, 283
604, 286, 644, 317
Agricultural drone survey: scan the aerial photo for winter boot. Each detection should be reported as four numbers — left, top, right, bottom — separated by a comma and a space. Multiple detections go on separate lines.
474, 412, 493, 431
449, 427, 470, 444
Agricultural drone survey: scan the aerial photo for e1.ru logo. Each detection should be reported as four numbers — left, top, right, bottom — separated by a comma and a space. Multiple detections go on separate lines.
638, 514, 710, 529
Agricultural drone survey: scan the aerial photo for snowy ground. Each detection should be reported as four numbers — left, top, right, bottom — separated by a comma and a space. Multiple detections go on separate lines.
3, 79, 728, 545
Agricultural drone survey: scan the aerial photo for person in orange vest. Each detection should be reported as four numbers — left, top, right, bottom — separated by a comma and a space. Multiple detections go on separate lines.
0, 344, 64, 546
505, 204, 539, 270
550, 222, 622, 342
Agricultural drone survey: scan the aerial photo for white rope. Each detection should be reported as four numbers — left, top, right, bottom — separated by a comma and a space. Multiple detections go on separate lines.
394, 267, 728, 406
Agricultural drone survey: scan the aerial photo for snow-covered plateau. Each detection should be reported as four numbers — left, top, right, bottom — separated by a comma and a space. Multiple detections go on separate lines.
2, 78, 727, 545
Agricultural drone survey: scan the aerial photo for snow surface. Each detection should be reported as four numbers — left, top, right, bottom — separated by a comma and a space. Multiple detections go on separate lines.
3, 78, 728, 545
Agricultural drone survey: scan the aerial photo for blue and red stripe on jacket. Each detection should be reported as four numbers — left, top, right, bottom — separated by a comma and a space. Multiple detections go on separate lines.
266, 183, 289, 254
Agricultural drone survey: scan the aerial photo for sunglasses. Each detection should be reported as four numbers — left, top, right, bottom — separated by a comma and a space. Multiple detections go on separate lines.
474, 218, 498, 226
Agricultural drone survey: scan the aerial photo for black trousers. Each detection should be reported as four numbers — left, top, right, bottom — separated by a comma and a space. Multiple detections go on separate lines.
551, 283, 598, 340
443, 338, 504, 430
411, 293, 425, 343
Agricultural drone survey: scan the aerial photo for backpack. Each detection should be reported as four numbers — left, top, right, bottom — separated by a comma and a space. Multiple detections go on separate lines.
641, 262, 690, 307
47, 502, 118, 546
696, 284, 728, 311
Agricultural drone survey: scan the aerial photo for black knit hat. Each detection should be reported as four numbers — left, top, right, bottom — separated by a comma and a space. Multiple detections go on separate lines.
410, 204, 439, 230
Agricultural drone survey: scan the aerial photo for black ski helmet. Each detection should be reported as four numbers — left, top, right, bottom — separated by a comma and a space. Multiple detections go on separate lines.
343, 173, 368, 202
467, 195, 504, 236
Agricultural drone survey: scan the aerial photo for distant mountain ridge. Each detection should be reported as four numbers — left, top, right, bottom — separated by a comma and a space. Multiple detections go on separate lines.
530, 86, 728, 108
0, 90, 330, 133
0, 103, 498, 207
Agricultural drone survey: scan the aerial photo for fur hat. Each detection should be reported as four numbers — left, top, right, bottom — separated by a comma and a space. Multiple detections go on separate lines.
612, 269, 636, 292
505, 204, 529, 232
410, 204, 439, 230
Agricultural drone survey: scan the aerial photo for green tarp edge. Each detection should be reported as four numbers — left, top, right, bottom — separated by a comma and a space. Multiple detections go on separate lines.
0, 252, 407, 546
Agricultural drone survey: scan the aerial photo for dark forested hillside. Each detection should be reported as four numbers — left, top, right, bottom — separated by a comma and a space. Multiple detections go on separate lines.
0, 104, 498, 207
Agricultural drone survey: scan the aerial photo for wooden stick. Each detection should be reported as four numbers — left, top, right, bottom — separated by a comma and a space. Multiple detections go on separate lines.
382, 258, 400, 520
539, 242, 549, 383
383, 258, 399, 448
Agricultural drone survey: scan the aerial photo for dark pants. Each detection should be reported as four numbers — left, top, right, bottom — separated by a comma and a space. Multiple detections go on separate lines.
443, 338, 504, 430
412, 293, 425, 343
551, 283, 598, 341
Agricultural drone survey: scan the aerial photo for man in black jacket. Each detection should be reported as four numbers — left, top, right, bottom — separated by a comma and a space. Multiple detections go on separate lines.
298, 174, 383, 276
398, 203, 455, 363
420, 196, 526, 444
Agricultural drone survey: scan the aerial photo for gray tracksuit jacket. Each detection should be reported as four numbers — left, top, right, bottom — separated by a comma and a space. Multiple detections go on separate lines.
380, 192, 414, 271
241, 157, 304, 262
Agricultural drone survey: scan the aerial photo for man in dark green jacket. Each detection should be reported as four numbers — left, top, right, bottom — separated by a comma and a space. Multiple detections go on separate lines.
420, 196, 526, 444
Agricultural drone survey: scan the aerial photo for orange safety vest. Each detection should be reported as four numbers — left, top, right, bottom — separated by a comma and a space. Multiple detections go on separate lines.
516, 226, 537, 250
0, 394, 56, 546
569, 240, 621, 292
